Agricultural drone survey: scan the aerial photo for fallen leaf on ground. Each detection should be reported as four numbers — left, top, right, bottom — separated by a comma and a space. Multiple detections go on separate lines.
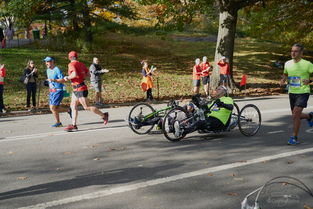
227, 192, 238, 196
304, 204, 313, 209
7, 151, 15, 155
287, 160, 294, 164
229, 173, 237, 177
207, 173, 214, 176
94, 158, 100, 161
17, 176, 28, 180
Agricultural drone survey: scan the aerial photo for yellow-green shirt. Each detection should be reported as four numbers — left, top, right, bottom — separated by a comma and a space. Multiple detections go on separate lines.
284, 59, 313, 94
207, 96, 234, 125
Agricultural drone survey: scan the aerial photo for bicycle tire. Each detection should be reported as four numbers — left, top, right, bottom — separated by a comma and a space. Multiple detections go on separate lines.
238, 104, 261, 136
128, 103, 156, 135
162, 106, 188, 142
228, 102, 240, 130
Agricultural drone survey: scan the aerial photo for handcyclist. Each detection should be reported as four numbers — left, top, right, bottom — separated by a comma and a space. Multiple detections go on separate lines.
176, 85, 234, 136
280, 43, 313, 145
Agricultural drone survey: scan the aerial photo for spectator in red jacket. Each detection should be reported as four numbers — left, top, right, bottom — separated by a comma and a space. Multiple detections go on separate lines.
0, 64, 7, 113
192, 58, 201, 94
217, 56, 230, 88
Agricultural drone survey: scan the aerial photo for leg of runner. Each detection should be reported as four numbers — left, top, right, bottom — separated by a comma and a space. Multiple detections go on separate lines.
50, 105, 62, 127
79, 97, 109, 125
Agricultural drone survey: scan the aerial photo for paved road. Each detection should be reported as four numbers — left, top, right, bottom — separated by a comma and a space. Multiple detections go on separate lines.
0, 95, 313, 209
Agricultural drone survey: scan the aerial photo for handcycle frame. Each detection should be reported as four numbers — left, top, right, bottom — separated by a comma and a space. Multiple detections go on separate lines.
162, 96, 262, 142
128, 100, 180, 135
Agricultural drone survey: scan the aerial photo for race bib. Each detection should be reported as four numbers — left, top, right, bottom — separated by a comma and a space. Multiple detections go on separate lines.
288, 76, 301, 87
212, 104, 220, 111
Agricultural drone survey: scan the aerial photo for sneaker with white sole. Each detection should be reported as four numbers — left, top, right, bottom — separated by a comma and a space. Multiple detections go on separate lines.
287, 136, 300, 145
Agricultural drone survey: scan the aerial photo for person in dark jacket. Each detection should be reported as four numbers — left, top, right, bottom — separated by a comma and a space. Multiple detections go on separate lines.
23, 60, 38, 111
89, 57, 109, 106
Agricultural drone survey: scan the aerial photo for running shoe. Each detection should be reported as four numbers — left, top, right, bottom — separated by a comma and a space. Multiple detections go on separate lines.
64, 124, 78, 132
307, 112, 313, 127
51, 122, 63, 127
287, 136, 300, 145
103, 112, 109, 125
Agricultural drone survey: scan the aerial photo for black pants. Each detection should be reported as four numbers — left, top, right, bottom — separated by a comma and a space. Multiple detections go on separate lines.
26, 82, 37, 107
0, 84, 4, 111
146, 88, 153, 100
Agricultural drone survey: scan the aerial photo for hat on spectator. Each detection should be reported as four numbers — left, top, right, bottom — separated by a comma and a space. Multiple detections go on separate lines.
43, 56, 55, 62
219, 56, 226, 61
68, 51, 78, 59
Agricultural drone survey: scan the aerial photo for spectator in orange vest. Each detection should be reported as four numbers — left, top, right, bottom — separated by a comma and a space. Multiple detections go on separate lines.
193, 58, 201, 94
141, 60, 155, 101
217, 56, 230, 88
200, 56, 213, 98
0, 64, 7, 113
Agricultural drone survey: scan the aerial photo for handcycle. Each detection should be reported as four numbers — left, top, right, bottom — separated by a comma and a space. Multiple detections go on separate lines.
162, 94, 261, 142
128, 100, 180, 135
241, 176, 313, 209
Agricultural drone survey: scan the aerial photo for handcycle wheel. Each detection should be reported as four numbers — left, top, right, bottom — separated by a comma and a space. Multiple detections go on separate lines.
238, 104, 261, 136
128, 103, 156, 135
229, 102, 240, 129
162, 106, 188, 142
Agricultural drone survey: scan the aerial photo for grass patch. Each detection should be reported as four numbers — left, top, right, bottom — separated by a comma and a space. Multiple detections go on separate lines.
1, 32, 312, 111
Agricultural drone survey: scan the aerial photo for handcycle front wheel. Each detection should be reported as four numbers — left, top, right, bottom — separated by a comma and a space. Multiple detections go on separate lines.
238, 104, 261, 136
162, 106, 189, 142
128, 103, 156, 135
229, 102, 240, 130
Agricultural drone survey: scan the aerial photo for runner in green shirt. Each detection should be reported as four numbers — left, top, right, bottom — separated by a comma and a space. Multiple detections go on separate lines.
280, 43, 313, 145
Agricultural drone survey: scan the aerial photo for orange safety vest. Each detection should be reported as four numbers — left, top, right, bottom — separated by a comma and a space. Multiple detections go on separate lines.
141, 68, 153, 92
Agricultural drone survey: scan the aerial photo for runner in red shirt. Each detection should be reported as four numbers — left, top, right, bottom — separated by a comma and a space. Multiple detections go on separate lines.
192, 58, 201, 94
63, 51, 109, 132
217, 56, 230, 88
200, 56, 213, 98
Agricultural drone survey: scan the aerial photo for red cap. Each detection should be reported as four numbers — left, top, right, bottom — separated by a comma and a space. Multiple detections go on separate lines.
68, 51, 78, 59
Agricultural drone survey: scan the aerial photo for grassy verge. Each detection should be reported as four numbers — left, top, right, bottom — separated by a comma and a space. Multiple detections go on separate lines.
1, 32, 312, 111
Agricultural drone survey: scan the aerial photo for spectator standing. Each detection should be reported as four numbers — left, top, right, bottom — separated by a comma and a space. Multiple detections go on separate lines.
44, 57, 65, 127
192, 58, 201, 94
280, 43, 313, 145
23, 60, 38, 111
200, 56, 212, 98
141, 60, 155, 101
0, 64, 6, 113
217, 56, 230, 88
0, 27, 4, 48
5, 25, 14, 40
89, 57, 109, 106
63, 51, 109, 132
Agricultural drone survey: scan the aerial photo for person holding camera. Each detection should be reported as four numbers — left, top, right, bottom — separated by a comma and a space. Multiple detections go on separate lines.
23, 60, 38, 111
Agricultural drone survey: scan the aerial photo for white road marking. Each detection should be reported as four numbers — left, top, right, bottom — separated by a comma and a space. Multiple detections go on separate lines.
267, 130, 285, 134
0, 126, 128, 143
306, 128, 313, 133
19, 147, 313, 209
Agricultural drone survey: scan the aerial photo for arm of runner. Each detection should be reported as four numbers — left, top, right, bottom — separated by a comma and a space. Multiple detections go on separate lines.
63, 71, 77, 82
280, 74, 288, 86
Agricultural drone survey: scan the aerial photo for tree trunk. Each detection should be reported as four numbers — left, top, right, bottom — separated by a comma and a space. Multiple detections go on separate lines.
82, 2, 92, 43
211, 9, 238, 90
